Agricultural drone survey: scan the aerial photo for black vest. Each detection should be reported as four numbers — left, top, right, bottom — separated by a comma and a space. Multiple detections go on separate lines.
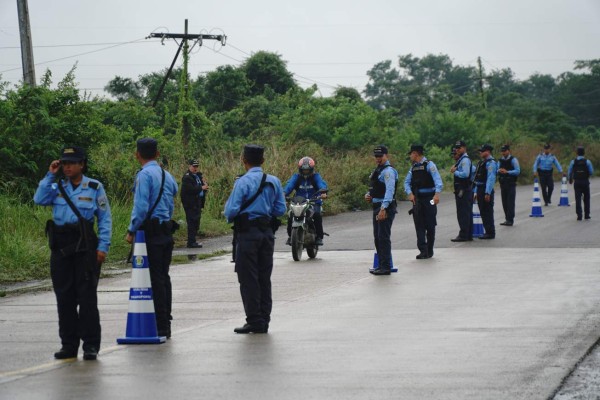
572, 158, 590, 181
411, 161, 435, 193
498, 156, 517, 185
475, 158, 495, 184
369, 165, 396, 199
453, 155, 472, 190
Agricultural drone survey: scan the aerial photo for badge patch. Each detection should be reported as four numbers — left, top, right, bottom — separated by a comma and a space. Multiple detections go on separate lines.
79, 196, 92, 202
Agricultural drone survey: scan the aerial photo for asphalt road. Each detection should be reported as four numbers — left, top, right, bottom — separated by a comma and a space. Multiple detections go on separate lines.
0, 180, 599, 399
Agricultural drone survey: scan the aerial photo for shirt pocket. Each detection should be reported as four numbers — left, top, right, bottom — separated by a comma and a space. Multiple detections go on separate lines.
77, 197, 95, 219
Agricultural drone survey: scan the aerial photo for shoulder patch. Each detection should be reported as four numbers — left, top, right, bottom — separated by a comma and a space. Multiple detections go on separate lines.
89, 181, 99, 190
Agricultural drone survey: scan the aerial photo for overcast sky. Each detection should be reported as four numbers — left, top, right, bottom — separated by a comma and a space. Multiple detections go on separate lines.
1, 0, 599, 98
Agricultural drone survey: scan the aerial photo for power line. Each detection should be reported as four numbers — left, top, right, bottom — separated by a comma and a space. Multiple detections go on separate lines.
0, 40, 160, 50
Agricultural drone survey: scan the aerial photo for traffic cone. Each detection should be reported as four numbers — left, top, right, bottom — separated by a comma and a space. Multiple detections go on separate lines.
472, 198, 485, 238
117, 231, 166, 344
529, 178, 545, 217
558, 176, 570, 206
370, 253, 398, 273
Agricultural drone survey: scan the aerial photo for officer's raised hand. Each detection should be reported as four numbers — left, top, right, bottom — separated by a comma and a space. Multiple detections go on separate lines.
49, 160, 61, 174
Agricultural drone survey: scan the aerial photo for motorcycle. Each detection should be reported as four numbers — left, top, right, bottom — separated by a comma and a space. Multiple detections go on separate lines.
287, 189, 327, 261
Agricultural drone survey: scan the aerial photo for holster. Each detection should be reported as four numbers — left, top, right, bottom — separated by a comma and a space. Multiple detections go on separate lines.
142, 218, 179, 237
233, 214, 272, 233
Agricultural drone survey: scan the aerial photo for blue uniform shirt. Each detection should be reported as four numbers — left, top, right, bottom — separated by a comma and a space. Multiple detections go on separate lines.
224, 166, 287, 223
34, 172, 112, 253
497, 156, 521, 177
128, 161, 178, 232
371, 161, 399, 209
568, 156, 594, 178
533, 153, 563, 173
283, 173, 328, 205
454, 153, 473, 181
404, 157, 443, 195
475, 155, 498, 194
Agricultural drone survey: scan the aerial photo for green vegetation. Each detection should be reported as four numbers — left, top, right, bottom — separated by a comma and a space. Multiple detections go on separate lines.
1, 51, 599, 283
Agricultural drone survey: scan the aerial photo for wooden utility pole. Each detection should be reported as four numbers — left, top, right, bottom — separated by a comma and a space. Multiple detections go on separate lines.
16, 0, 36, 86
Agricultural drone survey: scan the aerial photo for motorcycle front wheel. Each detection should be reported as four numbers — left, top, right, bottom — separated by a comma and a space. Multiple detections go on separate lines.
291, 227, 304, 261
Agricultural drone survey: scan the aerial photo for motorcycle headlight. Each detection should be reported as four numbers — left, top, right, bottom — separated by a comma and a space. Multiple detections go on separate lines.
291, 203, 306, 217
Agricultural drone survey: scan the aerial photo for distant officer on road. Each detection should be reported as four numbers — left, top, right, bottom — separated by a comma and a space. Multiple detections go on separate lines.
568, 146, 594, 221
224, 145, 286, 334
126, 138, 179, 339
533, 144, 564, 206
450, 140, 473, 242
404, 144, 443, 259
34, 146, 112, 361
473, 144, 498, 239
181, 159, 208, 248
365, 145, 398, 275
497, 144, 521, 226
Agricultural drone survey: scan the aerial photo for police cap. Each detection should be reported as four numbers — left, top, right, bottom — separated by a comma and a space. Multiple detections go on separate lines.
243, 144, 265, 164
137, 138, 158, 155
478, 144, 493, 153
543, 143, 551, 149
577, 146, 585, 156
189, 159, 199, 166
60, 146, 86, 162
454, 140, 466, 148
500, 144, 510, 152
407, 144, 424, 155
373, 145, 388, 156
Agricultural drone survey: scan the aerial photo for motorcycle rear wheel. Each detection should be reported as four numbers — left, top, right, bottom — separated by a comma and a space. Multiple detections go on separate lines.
307, 245, 318, 259
291, 227, 304, 261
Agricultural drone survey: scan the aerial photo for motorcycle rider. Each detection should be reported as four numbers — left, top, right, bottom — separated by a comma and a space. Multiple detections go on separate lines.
283, 157, 328, 246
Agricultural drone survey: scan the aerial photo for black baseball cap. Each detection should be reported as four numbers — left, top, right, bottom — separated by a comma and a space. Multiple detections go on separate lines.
373, 145, 388, 156
500, 144, 510, 151
60, 146, 86, 162
407, 144, 424, 155
454, 140, 466, 148
478, 144, 493, 152
189, 159, 199, 166
543, 143, 551, 149
243, 144, 265, 164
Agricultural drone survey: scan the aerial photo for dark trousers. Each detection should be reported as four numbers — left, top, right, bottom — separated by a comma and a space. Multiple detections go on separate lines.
538, 171, 554, 205
50, 233, 101, 352
455, 189, 472, 239
372, 203, 396, 270
412, 195, 437, 255
476, 187, 495, 236
574, 180, 591, 218
235, 227, 274, 327
500, 183, 516, 223
146, 233, 174, 334
287, 205, 323, 239
184, 206, 201, 245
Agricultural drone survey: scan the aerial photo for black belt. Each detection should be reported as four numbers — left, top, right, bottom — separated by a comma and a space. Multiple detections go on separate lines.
538, 169, 553, 174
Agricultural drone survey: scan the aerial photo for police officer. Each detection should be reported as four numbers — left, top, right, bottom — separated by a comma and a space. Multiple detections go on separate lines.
497, 144, 521, 226
473, 144, 498, 239
224, 145, 286, 333
33, 146, 112, 360
568, 146, 594, 221
450, 140, 473, 242
283, 156, 328, 246
365, 145, 398, 275
126, 138, 178, 338
404, 144, 443, 259
533, 144, 564, 206
181, 159, 209, 248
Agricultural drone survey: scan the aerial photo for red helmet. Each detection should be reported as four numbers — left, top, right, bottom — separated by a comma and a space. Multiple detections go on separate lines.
298, 157, 315, 175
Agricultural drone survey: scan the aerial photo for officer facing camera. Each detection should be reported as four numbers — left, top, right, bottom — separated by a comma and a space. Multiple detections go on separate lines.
34, 146, 112, 361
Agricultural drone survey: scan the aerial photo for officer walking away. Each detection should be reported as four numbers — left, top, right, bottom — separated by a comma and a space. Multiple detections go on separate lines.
450, 140, 473, 242
224, 145, 286, 333
533, 143, 564, 206
33, 146, 112, 361
181, 159, 209, 248
283, 157, 328, 246
568, 146, 594, 221
126, 138, 178, 338
404, 145, 443, 259
473, 144, 498, 239
497, 144, 521, 226
365, 145, 398, 275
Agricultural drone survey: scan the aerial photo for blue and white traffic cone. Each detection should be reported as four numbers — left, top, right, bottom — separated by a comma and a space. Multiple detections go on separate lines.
558, 176, 570, 207
117, 231, 166, 344
472, 198, 485, 238
529, 178, 545, 217
370, 253, 398, 273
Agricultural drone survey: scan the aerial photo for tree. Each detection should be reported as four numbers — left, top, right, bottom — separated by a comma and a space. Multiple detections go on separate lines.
333, 87, 363, 103
203, 65, 250, 114
242, 51, 297, 96
104, 76, 142, 101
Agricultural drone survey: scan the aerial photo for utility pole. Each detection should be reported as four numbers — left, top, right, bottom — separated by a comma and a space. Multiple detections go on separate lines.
148, 20, 226, 147
16, 0, 36, 86
477, 57, 486, 109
